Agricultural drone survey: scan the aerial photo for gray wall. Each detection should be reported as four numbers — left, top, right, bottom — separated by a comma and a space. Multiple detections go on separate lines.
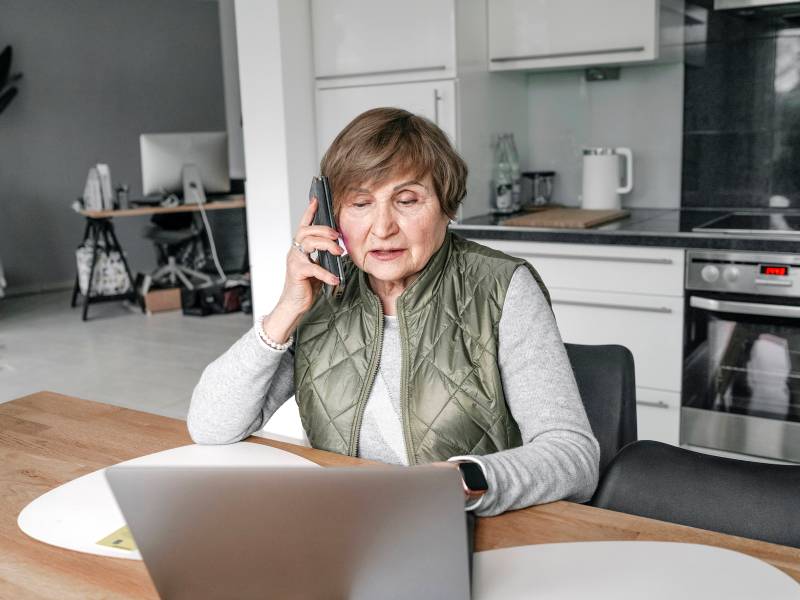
0, 0, 226, 294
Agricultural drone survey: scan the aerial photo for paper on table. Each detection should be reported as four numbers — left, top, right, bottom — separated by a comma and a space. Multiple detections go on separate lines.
97, 525, 136, 552
17, 442, 319, 560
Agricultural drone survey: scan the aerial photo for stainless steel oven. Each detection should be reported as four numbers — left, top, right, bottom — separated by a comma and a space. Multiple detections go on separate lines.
682, 249, 800, 462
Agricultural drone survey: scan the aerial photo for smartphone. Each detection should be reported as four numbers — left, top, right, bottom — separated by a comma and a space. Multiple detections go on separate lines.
309, 176, 345, 297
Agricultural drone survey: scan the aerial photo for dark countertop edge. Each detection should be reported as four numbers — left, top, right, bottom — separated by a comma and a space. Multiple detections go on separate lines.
449, 225, 800, 253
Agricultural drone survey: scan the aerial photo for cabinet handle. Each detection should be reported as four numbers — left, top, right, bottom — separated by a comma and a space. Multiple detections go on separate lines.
491, 46, 646, 63
637, 400, 670, 409
316, 65, 447, 81
433, 89, 442, 124
552, 299, 673, 314
512, 251, 673, 265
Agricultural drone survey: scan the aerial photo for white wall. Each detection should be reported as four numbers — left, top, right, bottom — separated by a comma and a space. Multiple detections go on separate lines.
526, 62, 684, 209
235, 0, 316, 444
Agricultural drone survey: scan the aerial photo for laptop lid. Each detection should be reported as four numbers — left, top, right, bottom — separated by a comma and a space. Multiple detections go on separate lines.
105, 465, 471, 600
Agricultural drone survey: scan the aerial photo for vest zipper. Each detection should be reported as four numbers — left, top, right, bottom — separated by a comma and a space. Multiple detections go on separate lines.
397, 300, 416, 465
349, 295, 384, 457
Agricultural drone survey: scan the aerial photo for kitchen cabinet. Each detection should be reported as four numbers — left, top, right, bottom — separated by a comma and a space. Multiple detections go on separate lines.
488, 0, 683, 71
479, 239, 685, 445
636, 388, 681, 445
311, 0, 456, 87
310, 0, 529, 220
489, 241, 684, 297
315, 80, 457, 160
551, 288, 683, 393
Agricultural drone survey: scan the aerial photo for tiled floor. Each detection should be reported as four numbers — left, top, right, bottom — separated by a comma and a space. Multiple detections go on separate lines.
0, 290, 252, 420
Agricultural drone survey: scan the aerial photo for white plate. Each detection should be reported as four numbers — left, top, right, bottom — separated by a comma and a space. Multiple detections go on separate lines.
473, 541, 800, 600
17, 442, 319, 560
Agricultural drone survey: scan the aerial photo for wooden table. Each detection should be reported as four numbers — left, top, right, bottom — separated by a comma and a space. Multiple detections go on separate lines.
79, 197, 245, 220
2, 392, 799, 599
72, 197, 245, 321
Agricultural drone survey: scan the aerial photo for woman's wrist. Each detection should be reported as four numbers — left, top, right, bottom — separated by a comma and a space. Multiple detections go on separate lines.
262, 304, 304, 344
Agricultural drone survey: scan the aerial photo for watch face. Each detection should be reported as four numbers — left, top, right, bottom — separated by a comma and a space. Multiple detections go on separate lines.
458, 462, 488, 492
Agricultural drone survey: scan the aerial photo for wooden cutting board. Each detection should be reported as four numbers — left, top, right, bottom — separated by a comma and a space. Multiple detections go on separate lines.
502, 207, 630, 229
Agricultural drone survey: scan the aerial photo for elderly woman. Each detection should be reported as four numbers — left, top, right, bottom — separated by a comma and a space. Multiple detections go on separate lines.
188, 107, 599, 516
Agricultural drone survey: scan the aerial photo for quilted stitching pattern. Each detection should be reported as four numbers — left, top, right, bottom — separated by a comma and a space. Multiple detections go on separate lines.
293, 233, 548, 462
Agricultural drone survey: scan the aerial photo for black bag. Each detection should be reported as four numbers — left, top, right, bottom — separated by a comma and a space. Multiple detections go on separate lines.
181, 284, 249, 316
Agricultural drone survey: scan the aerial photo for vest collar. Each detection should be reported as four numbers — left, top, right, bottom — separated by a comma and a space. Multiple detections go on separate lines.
356, 230, 453, 314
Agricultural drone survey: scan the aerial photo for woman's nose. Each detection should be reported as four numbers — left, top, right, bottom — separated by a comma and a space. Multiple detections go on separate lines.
370, 203, 398, 238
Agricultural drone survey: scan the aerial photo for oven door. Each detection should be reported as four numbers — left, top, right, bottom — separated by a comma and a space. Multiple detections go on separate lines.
682, 293, 800, 462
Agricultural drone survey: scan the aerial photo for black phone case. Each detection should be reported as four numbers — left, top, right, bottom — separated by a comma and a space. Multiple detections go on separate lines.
309, 176, 345, 297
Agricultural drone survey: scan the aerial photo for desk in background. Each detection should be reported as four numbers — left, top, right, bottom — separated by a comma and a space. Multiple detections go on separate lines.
1, 392, 799, 598
71, 196, 245, 321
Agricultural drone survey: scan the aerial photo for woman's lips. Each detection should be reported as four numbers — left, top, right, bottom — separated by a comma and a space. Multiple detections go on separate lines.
369, 249, 404, 261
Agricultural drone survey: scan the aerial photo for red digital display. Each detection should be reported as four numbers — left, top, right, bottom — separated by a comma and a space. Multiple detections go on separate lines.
760, 265, 789, 277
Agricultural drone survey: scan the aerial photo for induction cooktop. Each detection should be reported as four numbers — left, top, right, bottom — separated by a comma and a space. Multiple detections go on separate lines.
693, 212, 800, 236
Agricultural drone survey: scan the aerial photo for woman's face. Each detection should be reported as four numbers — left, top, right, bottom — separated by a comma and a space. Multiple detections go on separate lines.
338, 173, 450, 287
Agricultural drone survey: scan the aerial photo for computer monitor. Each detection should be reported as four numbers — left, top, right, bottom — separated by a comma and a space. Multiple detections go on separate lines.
140, 132, 230, 200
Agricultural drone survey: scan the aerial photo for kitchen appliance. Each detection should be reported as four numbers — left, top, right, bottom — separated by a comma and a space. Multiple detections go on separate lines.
714, 0, 800, 11
693, 211, 800, 236
521, 171, 555, 210
581, 147, 633, 210
682, 249, 800, 463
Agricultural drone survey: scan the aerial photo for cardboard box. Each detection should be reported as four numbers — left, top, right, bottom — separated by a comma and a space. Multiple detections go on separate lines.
144, 288, 182, 314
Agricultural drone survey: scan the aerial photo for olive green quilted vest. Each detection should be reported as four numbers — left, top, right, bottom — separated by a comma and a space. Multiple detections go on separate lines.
293, 232, 550, 464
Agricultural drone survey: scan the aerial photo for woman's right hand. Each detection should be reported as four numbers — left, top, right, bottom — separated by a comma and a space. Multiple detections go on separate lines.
262, 197, 344, 343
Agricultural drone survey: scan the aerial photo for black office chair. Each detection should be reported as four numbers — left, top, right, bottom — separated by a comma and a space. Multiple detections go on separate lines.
565, 343, 638, 475
143, 213, 211, 290
592, 440, 800, 548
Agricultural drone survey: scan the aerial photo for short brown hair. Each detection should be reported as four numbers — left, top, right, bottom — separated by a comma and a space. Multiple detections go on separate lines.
320, 107, 467, 218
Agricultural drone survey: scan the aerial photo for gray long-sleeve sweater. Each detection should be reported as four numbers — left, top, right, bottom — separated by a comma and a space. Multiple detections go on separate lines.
188, 266, 600, 516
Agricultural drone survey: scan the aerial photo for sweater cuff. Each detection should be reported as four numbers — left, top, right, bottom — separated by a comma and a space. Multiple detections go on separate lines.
448, 455, 490, 512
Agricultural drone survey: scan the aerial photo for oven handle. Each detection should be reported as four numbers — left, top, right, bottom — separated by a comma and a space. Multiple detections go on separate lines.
689, 296, 800, 319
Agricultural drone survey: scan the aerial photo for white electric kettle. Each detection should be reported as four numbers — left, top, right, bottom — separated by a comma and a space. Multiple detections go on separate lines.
581, 147, 633, 210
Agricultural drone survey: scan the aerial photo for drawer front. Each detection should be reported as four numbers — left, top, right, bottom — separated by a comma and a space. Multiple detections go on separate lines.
552, 288, 684, 392
636, 388, 680, 445
478, 239, 685, 297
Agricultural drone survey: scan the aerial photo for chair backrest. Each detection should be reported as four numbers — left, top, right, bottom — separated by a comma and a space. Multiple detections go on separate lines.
564, 343, 637, 474
592, 440, 800, 548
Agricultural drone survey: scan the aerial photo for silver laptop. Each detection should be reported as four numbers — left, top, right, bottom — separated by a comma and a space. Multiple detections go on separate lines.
105, 465, 471, 600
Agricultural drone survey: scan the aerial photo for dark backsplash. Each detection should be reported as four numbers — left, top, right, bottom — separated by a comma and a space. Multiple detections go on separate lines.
683, 0, 800, 209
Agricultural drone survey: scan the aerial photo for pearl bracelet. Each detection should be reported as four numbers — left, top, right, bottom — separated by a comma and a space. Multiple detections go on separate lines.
257, 314, 294, 351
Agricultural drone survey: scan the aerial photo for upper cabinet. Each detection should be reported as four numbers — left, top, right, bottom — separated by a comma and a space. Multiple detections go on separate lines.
311, 0, 456, 86
315, 80, 457, 160
488, 0, 681, 71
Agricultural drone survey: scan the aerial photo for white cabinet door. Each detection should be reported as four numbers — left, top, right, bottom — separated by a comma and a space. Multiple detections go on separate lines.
315, 79, 457, 160
480, 240, 685, 297
488, 0, 658, 71
636, 388, 680, 445
550, 288, 684, 393
312, 0, 455, 85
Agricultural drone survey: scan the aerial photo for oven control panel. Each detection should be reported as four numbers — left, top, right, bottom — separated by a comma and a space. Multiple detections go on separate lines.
686, 250, 800, 297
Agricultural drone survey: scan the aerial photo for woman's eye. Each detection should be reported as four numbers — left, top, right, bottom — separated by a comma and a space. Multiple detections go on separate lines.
397, 197, 417, 206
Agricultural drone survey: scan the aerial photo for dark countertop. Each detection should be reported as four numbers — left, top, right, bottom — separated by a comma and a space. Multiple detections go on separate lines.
452, 208, 800, 253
